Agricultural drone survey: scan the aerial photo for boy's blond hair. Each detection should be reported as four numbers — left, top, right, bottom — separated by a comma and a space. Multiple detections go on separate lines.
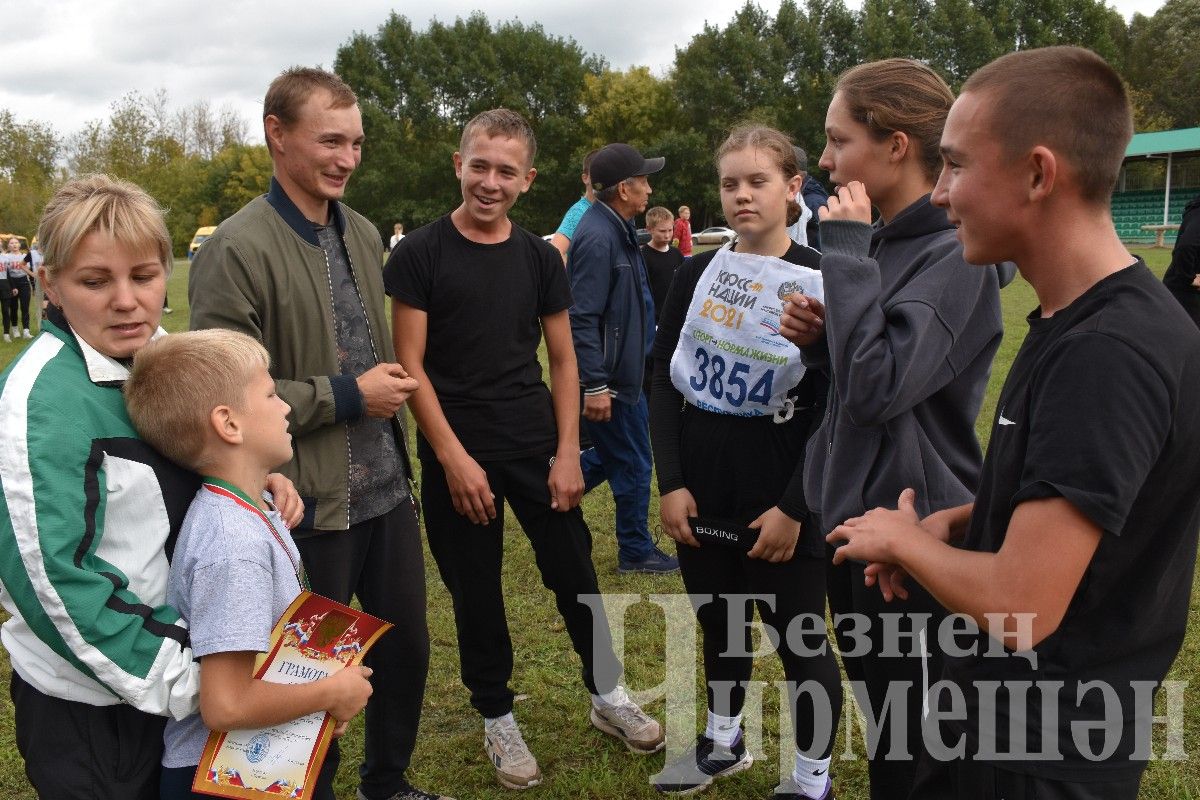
125, 330, 272, 471
645, 206, 674, 228
36, 174, 173, 281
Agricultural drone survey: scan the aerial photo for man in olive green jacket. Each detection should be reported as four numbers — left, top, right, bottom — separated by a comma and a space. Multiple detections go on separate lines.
189, 67, 448, 800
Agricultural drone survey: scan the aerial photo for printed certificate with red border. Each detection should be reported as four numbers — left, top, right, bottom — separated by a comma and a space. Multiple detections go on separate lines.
192, 592, 392, 799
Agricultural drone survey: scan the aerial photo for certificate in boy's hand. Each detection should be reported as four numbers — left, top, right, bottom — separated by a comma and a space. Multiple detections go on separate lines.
193, 592, 392, 800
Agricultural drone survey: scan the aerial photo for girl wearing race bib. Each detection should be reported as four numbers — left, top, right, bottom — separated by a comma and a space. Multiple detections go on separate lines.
780, 59, 1007, 800
649, 124, 840, 799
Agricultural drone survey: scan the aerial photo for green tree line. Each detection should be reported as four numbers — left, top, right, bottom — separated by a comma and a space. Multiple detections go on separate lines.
1, 0, 1196, 250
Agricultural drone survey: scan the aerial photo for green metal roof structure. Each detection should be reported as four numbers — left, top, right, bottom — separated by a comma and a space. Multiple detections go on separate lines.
1122, 128, 1200, 225
1125, 127, 1200, 158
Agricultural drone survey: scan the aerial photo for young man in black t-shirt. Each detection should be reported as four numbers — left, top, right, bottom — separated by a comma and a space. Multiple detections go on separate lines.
825, 47, 1200, 799
385, 109, 663, 792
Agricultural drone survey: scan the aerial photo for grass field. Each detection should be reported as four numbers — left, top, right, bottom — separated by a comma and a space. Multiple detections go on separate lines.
0, 247, 1195, 799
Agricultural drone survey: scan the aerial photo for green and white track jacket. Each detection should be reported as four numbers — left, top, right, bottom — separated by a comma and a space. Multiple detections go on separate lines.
0, 319, 200, 719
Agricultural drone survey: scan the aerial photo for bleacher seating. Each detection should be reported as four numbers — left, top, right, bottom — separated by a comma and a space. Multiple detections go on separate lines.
1111, 188, 1198, 245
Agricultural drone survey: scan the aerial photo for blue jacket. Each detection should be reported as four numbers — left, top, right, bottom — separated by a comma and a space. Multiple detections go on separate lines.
567, 201, 656, 403
801, 175, 829, 250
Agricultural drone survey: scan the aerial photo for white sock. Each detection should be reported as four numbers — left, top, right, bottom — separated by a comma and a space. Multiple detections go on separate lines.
792, 751, 831, 797
484, 712, 515, 728
704, 710, 742, 747
591, 686, 626, 709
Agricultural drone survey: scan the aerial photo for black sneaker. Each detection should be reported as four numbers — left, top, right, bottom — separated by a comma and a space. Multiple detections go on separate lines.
618, 546, 680, 575
357, 782, 455, 800
652, 732, 753, 794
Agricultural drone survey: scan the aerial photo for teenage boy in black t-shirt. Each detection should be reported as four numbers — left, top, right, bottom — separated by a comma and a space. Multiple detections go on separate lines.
641, 205, 684, 397
384, 109, 663, 792
825, 47, 1200, 799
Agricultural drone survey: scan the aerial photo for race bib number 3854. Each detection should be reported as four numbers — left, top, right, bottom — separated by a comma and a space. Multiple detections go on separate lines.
669, 248, 823, 417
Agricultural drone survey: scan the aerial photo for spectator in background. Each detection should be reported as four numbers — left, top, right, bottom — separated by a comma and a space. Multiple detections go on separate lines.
568, 143, 679, 575
0, 239, 16, 341
641, 206, 683, 320
2, 237, 33, 340
23, 240, 46, 323
389, 222, 405, 252
640, 205, 683, 397
673, 205, 693, 256
786, 147, 814, 248
550, 149, 599, 262
1162, 193, 1200, 328
795, 147, 829, 250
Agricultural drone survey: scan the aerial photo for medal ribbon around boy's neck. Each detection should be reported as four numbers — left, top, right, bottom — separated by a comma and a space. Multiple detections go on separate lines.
201, 476, 311, 591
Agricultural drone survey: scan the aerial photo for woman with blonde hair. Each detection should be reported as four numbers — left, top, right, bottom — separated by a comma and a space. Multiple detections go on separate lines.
0, 175, 300, 799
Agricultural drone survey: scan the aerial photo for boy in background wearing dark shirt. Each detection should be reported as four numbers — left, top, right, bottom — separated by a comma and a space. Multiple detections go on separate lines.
826, 46, 1200, 799
385, 109, 663, 792
642, 206, 684, 319
125, 330, 373, 800
641, 206, 684, 397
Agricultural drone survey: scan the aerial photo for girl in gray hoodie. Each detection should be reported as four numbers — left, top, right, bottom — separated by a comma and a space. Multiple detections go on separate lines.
780, 58, 1007, 800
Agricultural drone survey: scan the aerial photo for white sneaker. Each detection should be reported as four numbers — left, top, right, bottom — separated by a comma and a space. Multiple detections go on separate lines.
8, 327, 15, 338
3, 333, 9, 343
590, 687, 664, 753
22, 328, 31, 339
484, 716, 541, 790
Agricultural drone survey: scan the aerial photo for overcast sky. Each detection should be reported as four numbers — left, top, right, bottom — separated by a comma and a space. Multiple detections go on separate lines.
0, 0, 1166, 140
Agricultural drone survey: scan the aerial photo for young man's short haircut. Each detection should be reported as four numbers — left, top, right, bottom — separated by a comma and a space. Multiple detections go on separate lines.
263, 67, 358, 151
125, 330, 272, 472
677, 205, 689, 215
962, 45, 1132, 205
645, 206, 674, 227
36, 174, 173, 281
459, 108, 537, 165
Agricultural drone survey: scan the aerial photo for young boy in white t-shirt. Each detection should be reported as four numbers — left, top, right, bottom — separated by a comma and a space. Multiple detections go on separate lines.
125, 329, 373, 800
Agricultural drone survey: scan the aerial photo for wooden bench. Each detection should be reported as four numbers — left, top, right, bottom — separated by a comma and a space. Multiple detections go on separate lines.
1141, 223, 1181, 248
